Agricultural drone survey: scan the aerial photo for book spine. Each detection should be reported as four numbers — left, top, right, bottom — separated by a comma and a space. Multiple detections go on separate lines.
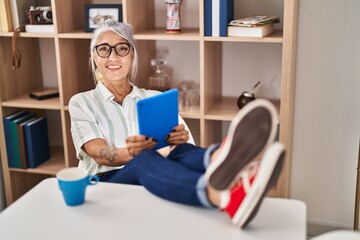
219, 0, 234, 37
17, 123, 28, 169
211, 0, 220, 36
3, 119, 15, 167
10, 120, 21, 168
24, 125, 34, 168
10, 113, 35, 168
204, 0, 212, 36
25, 117, 50, 168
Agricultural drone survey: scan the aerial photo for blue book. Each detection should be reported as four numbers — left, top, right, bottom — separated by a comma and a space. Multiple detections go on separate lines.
219, 0, 234, 36
211, 0, 234, 37
204, 0, 212, 36
10, 112, 36, 168
17, 117, 37, 168
3, 110, 29, 168
24, 117, 50, 168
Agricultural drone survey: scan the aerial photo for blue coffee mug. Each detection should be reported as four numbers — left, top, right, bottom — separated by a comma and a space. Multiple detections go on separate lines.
57, 167, 99, 206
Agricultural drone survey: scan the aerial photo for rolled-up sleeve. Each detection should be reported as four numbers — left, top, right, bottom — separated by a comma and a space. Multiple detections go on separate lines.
69, 94, 103, 160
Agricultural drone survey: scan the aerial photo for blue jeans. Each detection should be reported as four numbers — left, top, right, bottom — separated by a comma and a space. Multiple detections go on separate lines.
99, 143, 219, 207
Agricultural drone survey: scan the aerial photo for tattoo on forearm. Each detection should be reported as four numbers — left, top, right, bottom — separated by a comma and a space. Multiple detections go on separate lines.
99, 147, 118, 164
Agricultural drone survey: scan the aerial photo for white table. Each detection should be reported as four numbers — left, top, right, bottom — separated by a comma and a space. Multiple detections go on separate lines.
0, 178, 306, 240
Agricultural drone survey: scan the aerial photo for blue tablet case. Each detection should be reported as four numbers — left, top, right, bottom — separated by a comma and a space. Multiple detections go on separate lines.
137, 89, 179, 150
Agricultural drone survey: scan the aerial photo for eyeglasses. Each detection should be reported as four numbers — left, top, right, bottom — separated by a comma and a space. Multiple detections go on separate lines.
94, 42, 132, 58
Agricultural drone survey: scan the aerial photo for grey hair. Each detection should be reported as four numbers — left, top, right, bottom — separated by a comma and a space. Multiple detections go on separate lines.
90, 21, 138, 83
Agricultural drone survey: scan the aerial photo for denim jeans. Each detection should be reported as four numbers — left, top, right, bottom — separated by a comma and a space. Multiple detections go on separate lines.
99, 143, 219, 207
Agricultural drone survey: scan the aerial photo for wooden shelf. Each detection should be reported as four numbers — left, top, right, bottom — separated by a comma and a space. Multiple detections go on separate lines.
0, 31, 55, 38
134, 28, 200, 41
58, 30, 92, 39
205, 97, 280, 122
9, 146, 65, 176
205, 30, 283, 43
179, 106, 201, 119
0, 0, 298, 204
1, 94, 61, 110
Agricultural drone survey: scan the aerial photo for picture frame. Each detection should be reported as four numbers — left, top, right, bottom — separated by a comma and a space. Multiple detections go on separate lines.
84, 4, 122, 32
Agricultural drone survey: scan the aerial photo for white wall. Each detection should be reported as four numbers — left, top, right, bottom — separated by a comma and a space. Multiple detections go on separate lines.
290, 0, 360, 228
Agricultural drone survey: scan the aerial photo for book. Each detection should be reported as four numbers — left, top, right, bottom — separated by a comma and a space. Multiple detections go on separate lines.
204, 0, 212, 36
209, 0, 234, 37
219, 0, 233, 37
29, 88, 59, 100
3, 110, 29, 167
9, 0, 35, 29
211, 0, 220, 36
25, 24, 54, 33
227, 23, 274, 38
0, 0, 13, 32
10, 112, 36, 168
17, 116, 37, 168
229, 16, 280, 27
24, 117, 50, 168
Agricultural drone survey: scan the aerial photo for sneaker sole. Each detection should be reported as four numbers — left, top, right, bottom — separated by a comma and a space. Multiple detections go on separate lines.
231, 142, 285, 229
206, 99, 278, 191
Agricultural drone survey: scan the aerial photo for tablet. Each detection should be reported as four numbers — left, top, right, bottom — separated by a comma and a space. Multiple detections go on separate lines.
136, 89, 179, 150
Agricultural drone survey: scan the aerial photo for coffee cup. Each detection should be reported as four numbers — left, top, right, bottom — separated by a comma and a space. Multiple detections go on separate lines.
56, 167, 99, 206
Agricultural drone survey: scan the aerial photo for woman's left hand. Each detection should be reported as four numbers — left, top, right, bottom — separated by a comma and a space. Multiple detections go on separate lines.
165, 124, 189, 145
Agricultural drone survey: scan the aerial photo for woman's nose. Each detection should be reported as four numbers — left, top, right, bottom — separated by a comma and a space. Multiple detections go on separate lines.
108, 48, 119, 59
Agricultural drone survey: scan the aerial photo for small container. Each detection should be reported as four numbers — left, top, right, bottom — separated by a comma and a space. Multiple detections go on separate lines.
177, 81, 192, 110
237, 81, 261, 109
149, 59, 170, 91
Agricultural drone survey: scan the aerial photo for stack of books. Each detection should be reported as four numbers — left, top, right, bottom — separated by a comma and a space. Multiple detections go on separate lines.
227, 16, 280, 38
3, 110, 50, 169
204, 0, 234, 37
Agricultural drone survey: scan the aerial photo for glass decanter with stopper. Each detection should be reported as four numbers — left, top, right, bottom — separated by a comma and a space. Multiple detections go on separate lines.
149, 58, 170, 92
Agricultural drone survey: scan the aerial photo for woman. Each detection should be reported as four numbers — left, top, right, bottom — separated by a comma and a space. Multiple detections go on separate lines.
69, 20, 285, 229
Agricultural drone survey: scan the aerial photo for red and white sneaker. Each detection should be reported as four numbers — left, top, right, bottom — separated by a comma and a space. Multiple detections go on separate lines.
220, 142, 285, 228
205, 99, 278, 191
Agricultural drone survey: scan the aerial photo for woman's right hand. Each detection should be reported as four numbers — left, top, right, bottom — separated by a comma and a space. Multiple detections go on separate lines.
125, 135, 157, 157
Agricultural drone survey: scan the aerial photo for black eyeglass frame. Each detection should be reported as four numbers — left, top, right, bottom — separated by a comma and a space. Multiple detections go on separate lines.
93, 42, 132, 58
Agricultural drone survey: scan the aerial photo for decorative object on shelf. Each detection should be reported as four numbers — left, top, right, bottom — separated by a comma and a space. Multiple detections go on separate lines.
165, 0, 182, 33
204, 0, 234, 37
25, 5, 54, 32
26, 6, 53, 25
29, 87, 59, 100
84, 4, 122, 32
149, 58, 171, 91
177, 81, 199, 110
237, 81, 261, 109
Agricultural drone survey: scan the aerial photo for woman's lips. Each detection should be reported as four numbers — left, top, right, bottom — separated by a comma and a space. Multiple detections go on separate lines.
107, 65, 122, 70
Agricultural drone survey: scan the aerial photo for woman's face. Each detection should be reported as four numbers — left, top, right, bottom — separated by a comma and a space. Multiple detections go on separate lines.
93, 31, 132, 83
